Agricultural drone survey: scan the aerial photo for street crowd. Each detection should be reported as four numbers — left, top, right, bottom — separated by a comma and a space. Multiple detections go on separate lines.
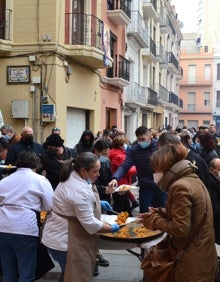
0, 123, 220, 281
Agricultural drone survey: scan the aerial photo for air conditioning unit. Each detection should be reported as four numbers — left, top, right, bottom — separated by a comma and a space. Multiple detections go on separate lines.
41, 104, 56, 122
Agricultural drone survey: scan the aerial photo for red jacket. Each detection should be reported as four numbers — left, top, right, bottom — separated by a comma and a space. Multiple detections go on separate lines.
109, 148, 137, 186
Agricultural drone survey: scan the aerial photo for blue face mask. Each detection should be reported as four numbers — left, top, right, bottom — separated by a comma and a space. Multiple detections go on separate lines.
139, 140, 150, 149
99, 155, 108, 163
86, 178, 92, 185
123, 144, 128, 150
196, 143, 203, 151
85, 171, 92, 185
3, 135, 10, 142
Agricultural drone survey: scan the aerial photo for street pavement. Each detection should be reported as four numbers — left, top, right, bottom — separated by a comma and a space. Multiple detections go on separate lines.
38, 249, 144, 282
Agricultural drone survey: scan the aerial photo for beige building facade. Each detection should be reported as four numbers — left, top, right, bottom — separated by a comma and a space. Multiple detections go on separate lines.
0, 0, 109, 147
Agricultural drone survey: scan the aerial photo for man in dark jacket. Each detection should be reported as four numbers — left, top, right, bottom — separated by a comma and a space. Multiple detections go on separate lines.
208, 158, 220, 244
158, 132, 210, 190
109, 126, 166, 213
5, 126, 44, 166
41, 134, 74, 190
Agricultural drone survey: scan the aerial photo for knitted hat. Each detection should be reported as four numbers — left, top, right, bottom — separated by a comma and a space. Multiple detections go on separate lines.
46, 134, 64, 147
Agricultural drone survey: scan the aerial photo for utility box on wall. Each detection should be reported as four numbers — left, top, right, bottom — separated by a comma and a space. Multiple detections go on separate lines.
11, 99, 29, 118
41, 104, 56, 122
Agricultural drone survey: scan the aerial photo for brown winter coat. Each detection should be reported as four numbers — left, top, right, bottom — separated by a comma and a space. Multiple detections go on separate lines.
142, 160, 218, 282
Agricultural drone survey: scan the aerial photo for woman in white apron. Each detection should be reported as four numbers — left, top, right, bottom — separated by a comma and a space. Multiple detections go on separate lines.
42, 152, 119, 282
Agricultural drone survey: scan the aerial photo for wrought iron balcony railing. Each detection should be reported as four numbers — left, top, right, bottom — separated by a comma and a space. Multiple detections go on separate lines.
147, 87, 157, 106
0, 9, 12, 40
107, 54, 130, 81
168, 52, 178, 70
65, 13, 103, 50
169, 91, 183, 108
107, 0, 131, 18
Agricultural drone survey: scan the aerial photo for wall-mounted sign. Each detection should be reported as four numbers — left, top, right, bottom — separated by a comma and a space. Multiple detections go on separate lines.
7, 66, 30, 84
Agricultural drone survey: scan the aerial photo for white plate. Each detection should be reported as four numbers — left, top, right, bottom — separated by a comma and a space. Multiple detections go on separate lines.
0, 165, 16, 169
114, 185, 138, 192
101, 214, 135, 226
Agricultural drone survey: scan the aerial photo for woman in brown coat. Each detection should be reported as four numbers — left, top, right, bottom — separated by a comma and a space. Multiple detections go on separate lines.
137, 143, 218, 282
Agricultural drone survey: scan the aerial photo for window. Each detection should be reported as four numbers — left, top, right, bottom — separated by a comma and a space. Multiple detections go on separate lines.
204, 64, 211, 80
204, 46, 208, 53
188, 92, 196, 111
204, 92, 210, 106
216, 91, 220, 107
178, 120, 184, 128
203, 120, 210, 127
217, 64, 220, 80
188, 120, 198, 129
188, 65, 196, 83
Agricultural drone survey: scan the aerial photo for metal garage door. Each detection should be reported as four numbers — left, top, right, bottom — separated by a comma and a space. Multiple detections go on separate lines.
66, 108, 86, 148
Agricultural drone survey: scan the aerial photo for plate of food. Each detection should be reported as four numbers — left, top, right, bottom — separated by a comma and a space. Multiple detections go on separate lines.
114, 185, 138, 192
101, 212, 135, 227
100, 222, 162, 243
0, 164, 16, 169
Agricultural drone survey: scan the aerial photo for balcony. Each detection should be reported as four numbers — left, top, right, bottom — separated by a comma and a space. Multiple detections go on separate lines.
65, 13, 109, 69
168, 52, 179, 72
125, 82, 147, 108
124, 82, 157, 108
157, 84, 169, 105
168, 17, 176, 37
156, 44, 168, 67
142, 0, 159, 22
107, 0, 131, 25
177, 66, 183, 80
142, 37, 156, 63
147, 87, 157, 106
160, 17, 169, 33
0, 9, 12, 53
127, 11, 148, 48
168, 92, 183, 109
181, 105, 212, 114
102, 54, 130, 87
180, 79, 212, 87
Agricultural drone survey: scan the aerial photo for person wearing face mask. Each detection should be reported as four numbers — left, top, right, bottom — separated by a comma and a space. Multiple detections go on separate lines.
109, 126, 166, 213
137, 143, 218, 282
208, 158, 220, 245
41, 134, 75, 190
93, 140, 114, 203
72, 130, 95, 158
197, 132, 219, 167
109, 136, 138, 214
42, 152, 119, 282
5, 126, 44, 166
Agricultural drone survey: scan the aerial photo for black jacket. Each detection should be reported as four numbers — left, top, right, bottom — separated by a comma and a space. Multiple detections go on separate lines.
209, 174, 220, 244
41, 146, 74, 189
187, 149, 210, 190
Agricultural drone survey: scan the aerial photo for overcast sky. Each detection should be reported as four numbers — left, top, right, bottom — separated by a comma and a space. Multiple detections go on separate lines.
171, 0, 197, 32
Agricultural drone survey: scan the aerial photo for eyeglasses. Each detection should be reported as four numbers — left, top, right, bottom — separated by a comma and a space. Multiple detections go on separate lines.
52, 127, 60, 131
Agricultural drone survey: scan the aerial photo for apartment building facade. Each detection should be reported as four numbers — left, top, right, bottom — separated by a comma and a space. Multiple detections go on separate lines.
179, 33, 213, 129
178, 0, 220, 132
123, 0, 183, 141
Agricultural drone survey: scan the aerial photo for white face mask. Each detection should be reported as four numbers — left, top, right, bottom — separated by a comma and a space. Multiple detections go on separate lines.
153, 172, 163, 184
